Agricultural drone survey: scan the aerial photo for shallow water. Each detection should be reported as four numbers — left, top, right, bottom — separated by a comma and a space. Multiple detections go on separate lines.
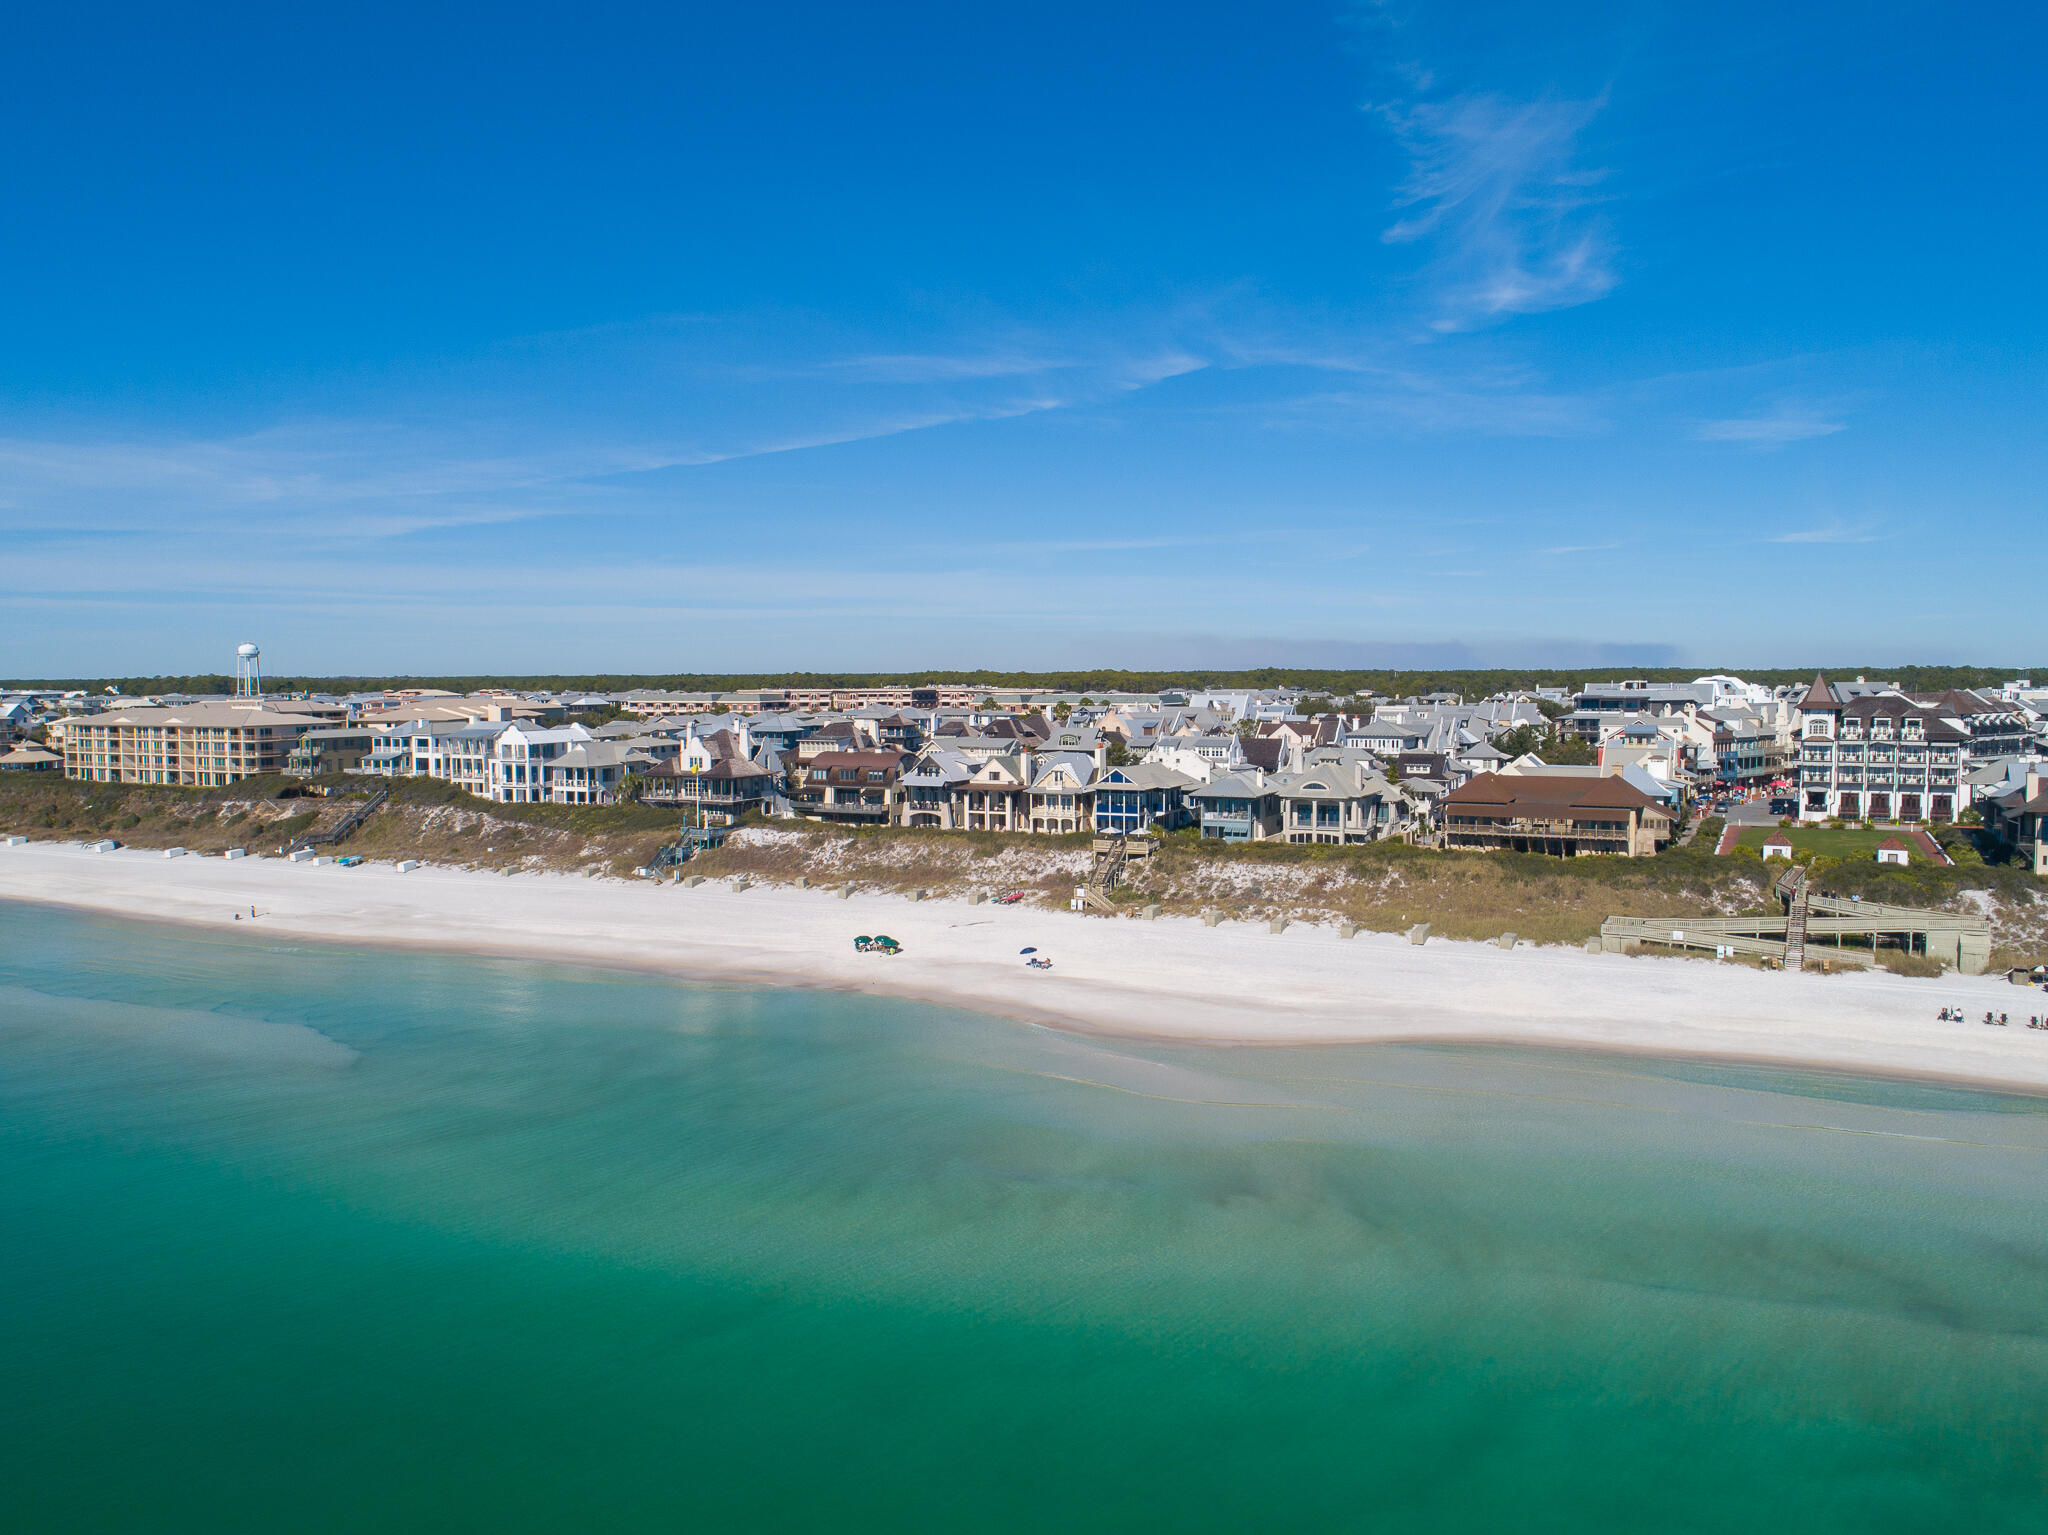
3, 900, 2045, 1532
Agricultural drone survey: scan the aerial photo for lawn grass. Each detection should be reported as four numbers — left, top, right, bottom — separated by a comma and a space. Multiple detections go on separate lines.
1734, 826, 1910, 859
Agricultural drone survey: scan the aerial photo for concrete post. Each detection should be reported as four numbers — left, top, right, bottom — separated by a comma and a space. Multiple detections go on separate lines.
683, 874, 704, 888
1497, 932, 1517, 950
1406, 923, 1430, 945
1269, 917, 1288, 935
1202, 908, 1223, 927
1339, 921, 1358, 938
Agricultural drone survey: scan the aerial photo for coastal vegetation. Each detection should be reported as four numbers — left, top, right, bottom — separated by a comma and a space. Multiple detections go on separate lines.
7, 774, 2042, 967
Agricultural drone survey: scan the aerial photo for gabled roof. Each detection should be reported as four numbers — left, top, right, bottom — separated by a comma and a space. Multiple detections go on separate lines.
646, 755, 772, 781
1093, 762, 1196, 791
1798, 673, 1838, 709
1189, 771, 1271, 801
1028, 752, 1098, 790
1238, 737, 1286, 773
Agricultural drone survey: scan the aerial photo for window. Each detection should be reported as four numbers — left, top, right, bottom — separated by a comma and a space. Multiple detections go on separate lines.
865, 769, 885, 782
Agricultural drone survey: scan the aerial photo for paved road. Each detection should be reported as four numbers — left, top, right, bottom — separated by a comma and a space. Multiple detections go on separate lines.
1721, 796, 1780, 829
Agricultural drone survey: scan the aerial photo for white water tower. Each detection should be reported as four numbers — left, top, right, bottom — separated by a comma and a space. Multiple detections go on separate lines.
235, 642, 262, 699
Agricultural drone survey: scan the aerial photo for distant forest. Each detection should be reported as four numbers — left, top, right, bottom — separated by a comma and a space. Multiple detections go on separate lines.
9, 665, 2040, 699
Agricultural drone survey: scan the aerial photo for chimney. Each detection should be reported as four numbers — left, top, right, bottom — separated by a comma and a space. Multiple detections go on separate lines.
2029, 769, 2042, 802
1094, 742, 1106, 772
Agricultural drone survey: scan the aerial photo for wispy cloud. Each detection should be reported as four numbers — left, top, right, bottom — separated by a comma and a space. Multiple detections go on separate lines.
1540, 540, 1621, 556
1376, 91, 1616, 332
1696, 403, 1847, 445
1765, 523, 1888, 545
1266, 380, 1601, 437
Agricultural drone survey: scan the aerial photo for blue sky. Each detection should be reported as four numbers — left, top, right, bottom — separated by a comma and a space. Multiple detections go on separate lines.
4, 1, 2043, 677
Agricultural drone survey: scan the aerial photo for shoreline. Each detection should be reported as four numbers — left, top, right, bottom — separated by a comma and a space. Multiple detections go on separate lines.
5, 840, 2046, 1093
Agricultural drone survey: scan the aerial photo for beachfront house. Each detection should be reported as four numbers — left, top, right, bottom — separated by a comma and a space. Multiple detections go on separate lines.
284, 725, 380, 778
638, 753, 776, 823
1090, 762, 1196, 836
956, 753, 1034, 832
488, 722, 606, 803
1268, 760, 1407, 845
1188, 771, 1282, 841
1026, 752, 1097, 836
1440, 771, 1674, 857
795, 749, 906, 825
1979, 767, 2048, 875
899, 747, 978, 829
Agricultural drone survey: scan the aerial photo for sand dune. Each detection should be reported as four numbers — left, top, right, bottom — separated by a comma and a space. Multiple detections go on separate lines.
4, 840, 2045, 1091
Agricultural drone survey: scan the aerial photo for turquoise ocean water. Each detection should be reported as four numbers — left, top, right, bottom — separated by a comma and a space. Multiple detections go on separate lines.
2, 899, 2045, 1531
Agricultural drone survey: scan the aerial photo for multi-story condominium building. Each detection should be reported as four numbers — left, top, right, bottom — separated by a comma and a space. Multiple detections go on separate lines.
1906, 689, 2032, 763
1793, 675, 1967, 822
1441, 772, 1674, 857
621, 691, 725, 718
62, 704, 327, 786
712, 684, 989, 715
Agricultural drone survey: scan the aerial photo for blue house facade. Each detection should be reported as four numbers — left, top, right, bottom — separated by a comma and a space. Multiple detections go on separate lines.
1091, 764, 1196, 835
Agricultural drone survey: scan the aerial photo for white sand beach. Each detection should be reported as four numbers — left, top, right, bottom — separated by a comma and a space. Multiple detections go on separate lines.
5, 839, 2046, 1091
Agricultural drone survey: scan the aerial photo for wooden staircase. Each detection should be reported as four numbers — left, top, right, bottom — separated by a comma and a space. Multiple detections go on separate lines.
287, 788, 389, 855
1080, 835, 1133, 914
1776, 865, 1811, 971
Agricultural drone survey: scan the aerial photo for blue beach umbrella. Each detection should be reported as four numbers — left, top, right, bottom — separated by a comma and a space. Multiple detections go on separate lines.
1020, 947, 1037, 954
